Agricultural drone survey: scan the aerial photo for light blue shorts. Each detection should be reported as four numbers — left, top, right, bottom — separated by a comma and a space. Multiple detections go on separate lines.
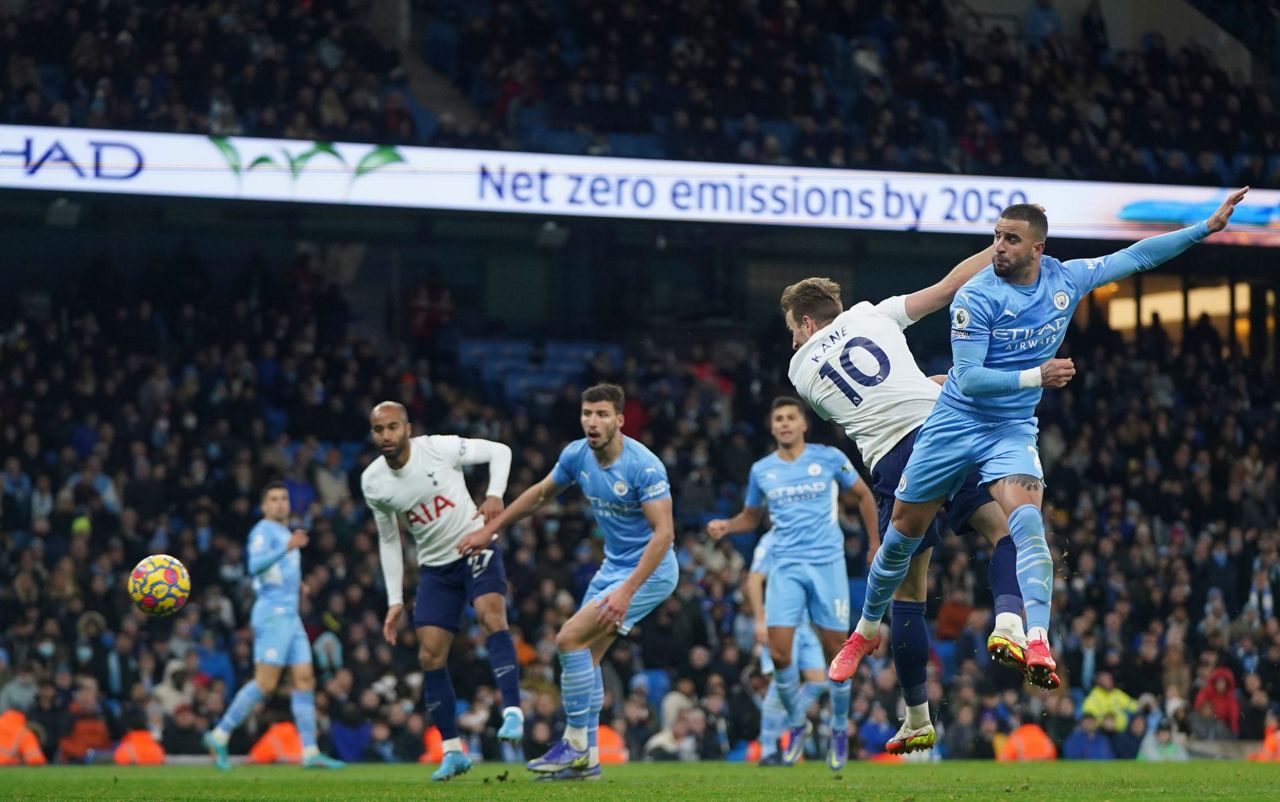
895, 403, 1042, 504
583, 551, 678, 635
764, 558, 850, 633
760, 621, 826, 675
252, 608, 312, 666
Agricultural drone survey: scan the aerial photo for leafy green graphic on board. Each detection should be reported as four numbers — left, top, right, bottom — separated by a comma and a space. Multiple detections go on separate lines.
208, 136, 404, 192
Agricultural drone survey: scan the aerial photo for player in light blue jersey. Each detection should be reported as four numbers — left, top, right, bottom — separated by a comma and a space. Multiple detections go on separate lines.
458, 383, 677, 781
835, 188, 1250, 689
707, 397, 878, 770
203, 481, 344, 770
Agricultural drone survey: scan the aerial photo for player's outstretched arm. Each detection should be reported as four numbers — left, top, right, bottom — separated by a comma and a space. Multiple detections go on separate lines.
1072, 187, 1249, 290
595, 497, 676, 630
903, 245, 996, 321
457, 472, 568, 556
705, 506, 764, 541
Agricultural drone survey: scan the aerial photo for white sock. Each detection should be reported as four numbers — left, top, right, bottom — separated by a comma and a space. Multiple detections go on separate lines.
211, 728, 230, 746
504, 706, 524, 720
588, 746, 600, 766
442, 737, 462, 754
854, 616, 880, 639
905, 702, 931, 729
995, 612, 1025, 639
565, 725, 588, 751
1028, 626, 1048, 643
302, 745, 319, 758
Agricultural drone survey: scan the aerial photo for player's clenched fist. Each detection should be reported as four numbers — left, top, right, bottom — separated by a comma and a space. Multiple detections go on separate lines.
1039, 358, 1075, 389
705, 519, 730, 541
287, 529, 309, 550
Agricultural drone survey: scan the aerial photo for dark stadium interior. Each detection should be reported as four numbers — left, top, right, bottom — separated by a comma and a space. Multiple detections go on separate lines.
1, 0, 1279, 775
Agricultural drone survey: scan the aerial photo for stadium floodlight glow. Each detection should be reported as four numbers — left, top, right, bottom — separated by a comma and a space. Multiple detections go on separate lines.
1, 123, 1277, 246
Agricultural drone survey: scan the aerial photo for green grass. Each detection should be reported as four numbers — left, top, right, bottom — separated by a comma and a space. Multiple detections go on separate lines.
4, 761, 1279, 801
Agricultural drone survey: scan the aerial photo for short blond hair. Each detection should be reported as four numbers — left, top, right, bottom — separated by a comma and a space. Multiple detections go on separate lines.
780, 277, 843, 325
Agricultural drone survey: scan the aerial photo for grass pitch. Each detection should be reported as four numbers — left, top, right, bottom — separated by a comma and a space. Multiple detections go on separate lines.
4, 761, 1279, 801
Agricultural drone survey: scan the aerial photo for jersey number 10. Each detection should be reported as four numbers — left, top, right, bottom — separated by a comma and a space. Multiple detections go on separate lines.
817, 336, 892, 407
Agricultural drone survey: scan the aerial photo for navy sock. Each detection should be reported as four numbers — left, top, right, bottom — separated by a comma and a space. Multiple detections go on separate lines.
486, 630, 522, 711
988, 535, 1024, 617
890, 600, 929, 707
423, 668, 459, 741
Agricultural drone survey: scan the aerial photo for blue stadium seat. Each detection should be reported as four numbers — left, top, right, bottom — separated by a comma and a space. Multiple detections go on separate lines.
933, 639, 957, 681
848, 578, 867, 613
423, 21, 460, 79
640, 669, 672, 715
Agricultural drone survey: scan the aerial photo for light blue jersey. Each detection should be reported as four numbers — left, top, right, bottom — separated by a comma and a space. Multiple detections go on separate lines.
899, 222, 1210, 504
249, 519, 301, 615
941, 222, 1210, 420
247, 518, 310, 666
551, 435, 672, 568
745, 444, 858, 564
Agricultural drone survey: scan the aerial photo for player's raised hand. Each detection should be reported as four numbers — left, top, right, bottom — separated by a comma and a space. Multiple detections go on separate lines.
1040, 357, 1076, 389
1207, 186, 1249, 233
475, 495, 505, 524
456, 527, 493, 557
287, 529, 309, 550
705, 519, 730, 541
595, 588, 633, 630
383, 604, 403, 645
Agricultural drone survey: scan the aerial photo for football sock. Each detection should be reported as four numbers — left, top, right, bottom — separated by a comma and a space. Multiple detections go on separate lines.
215, 680, 264, 738
1009, 504, 1053, 633
891, 600, 929, 709
486, 630, 523, 711
290, 689, 317, 751
587, 666, 603, 765
423, 668, 460, 740
559, 649, 594, 750
828, 679, 851, 733
759, 681, 786, 757
989, 535, 1025, 624
862, 523, 924, 623
774, 662, 802, 723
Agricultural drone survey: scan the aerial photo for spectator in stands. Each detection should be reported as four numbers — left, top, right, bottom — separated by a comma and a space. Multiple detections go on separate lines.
1139, 720, 1190, 761
1063, 714, 1115, 760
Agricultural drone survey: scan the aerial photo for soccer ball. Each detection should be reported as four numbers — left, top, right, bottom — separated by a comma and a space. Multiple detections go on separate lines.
129, 554, 192, 616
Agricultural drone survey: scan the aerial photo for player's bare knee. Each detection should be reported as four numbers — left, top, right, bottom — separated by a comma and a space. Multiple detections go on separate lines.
418, 644, 447, 671
291, 672, 316, 692
769, 644, 791, 667
255, 674, 280, 695
893, 586, 926, 603
477, 609, 509, 636
555, 629, 585, 653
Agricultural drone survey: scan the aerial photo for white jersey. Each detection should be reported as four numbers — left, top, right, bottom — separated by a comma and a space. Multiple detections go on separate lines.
788, 295, 940, 470
361, 435, 511, 604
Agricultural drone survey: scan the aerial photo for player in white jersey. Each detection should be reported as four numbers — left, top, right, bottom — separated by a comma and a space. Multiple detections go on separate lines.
361, 401, 522, 781
781, 246, 1039, 754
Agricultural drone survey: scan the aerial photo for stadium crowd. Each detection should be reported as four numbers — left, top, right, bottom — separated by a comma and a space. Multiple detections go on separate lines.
427, 0, 1280, 188
3, 0, 1276, 189
0, 0, 418, 144
1, 251, 1279, 766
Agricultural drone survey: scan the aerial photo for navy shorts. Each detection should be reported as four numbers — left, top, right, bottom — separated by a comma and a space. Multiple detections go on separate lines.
872, 425, 993, 555
412, 548, 509, 632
